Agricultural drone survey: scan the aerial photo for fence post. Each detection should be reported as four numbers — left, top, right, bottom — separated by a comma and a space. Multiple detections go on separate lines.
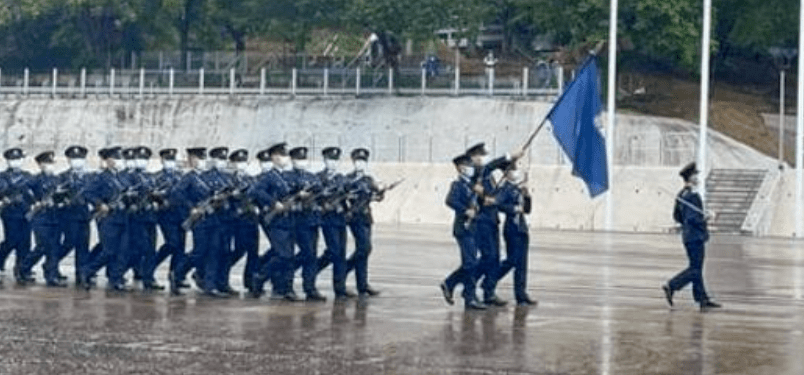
23, 68, 29, 97
52, 68, 57, 98
169, 68, 174, 97
199, 68, 204, 95
488, 67, 495, 96
230, 68, 235, 96
454, 66, 460, 96
388, 68, 394, 95
558, 65, 564, 96
186, 51, 191, 71
138, 68, 144, 99
323, 68, 329, 96
0, 69, 3, 95
356, 68, 361, 97
421, 68, 426, 96
81, 68, 87, 98
523, 67, 529, 97
109, 68, 115, 97
291, 68, 297, 97
260, 68, 266, 96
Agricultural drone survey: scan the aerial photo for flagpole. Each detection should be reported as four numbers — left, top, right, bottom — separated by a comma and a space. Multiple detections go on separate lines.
698, 0, 712, 203
795, 0, 804, 236
605, 0, 618, 231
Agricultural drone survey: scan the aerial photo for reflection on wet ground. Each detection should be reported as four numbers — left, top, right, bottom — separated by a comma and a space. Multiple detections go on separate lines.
1, 224, 804, 374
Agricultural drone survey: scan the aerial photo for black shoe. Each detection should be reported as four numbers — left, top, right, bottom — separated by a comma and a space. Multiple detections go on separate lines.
483, 295, 508, 307
465, 300, 487, 310
516, 296, 537, 306
700, 300, 722, 311
218, 286, 239, 296
364, 287, 380, 297
440, 282, 454, 305
306, 291, 327, 302
191, 271, 202, 288
246, 289, 264, 299
143, 282, 166, 291
56, 274, 67, 282
109, 283, 130, 292
200, 289, 226, 298
284, 292, 301, 302
335, 291, 356, 300
46, 279, 68, 288
662, 284, 674, 307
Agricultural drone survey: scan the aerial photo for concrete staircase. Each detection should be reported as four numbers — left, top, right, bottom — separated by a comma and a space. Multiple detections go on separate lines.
705, 169, 768, 234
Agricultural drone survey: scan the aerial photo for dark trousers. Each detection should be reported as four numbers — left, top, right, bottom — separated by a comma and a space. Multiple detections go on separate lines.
0, 217, 31, 277
128, 220, 157, 283
28, 223, 61, 282
295, 224, 320, 295
175, 221, 220, 292
668, 240, 709, 303
224, 220, 259, 291
444, 232, 479, 304
153, 220, 186, 276
496, 230, 529, 301
264, 226, 295, 295
83, 219, 128, 287
475, 220, 501, 299
347, 221, 372, 293
317, 223, 347, 295
58, 219, 90, 280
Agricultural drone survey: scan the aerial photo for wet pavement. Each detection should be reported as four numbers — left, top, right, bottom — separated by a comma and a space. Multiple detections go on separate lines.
1, 224, 804, 374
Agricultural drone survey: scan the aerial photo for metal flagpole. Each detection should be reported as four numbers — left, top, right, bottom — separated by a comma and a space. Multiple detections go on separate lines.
796, 0, 804, 236
605, 0, 618, 231
698, 0, 712, 203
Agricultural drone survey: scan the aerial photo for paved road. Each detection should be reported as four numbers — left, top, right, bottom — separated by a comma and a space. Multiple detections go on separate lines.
1, 224, 803, 374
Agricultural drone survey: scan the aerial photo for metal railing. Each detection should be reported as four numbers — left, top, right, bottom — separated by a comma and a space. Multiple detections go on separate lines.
0, 66, 563, 100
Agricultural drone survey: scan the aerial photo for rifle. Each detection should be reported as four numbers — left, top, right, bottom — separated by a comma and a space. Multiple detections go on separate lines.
25, 183, 72, 221
261, 184, 313, 225
90, 187, 135, 221
345, 178, 405, 218
181, 186, 238, 230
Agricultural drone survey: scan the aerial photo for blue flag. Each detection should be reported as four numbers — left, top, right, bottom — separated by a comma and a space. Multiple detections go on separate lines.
548, 57, 609, 198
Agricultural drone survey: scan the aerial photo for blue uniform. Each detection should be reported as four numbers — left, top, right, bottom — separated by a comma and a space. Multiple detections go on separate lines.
345, 170, 382, 294
288, 167, 322, 296
203, 167, 232, 292
23, 172, 64, 283
494, 180, 531, 302
128, 168, 160, 287
221, 170, 259, 292
250, 168, 296, 297
315, 168, 350, 297
151, 168, 186, 280
443, 175, 480, 305
472, 156, 512, 300
0, 168, 33, 281
81, 168, 129, 288
668, 187, 711, 303
56, 168, 94, 281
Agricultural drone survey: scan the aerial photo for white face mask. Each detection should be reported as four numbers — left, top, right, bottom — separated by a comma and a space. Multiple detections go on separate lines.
460, 165, 475, 178
124, 160, 136, 169
163, 160, 176, 170
195, 159, 207, 171
42, 164, 55, 175
260, 161, 272, 171
324, 159, 338, 171
8, 159, 22, 169
214, 158, 227, 169
292, 159, 310, 170
108, 159, 120, 170
236, 162, 248, 171
273, 155, 290, 169
69, 158, 86, 170
354, 160, 368, 172
136, 159, 148, 170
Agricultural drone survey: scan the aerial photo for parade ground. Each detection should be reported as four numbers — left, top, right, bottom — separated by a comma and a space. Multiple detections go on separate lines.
1, 223, 803, 374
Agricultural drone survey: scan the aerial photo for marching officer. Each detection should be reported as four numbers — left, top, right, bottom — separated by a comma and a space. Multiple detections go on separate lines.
25, 151, 66, 287
663, 162, 722, 311
223, 149, 260, 295
493, 167, 536, 306
440, 154, 485, 310
132, 146, 164, 290
152, 148, 188, 289
57, 145, 93, 284
0, 148, 34, 284
465, 142, 522, 307
315, 147, 353, 299
345, 148, 382, 297
80, 147, 129, 291
250, 143, 301, 301
206, 146, 235, 295
288, 146, 326, 301
171, 147, 225, 297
